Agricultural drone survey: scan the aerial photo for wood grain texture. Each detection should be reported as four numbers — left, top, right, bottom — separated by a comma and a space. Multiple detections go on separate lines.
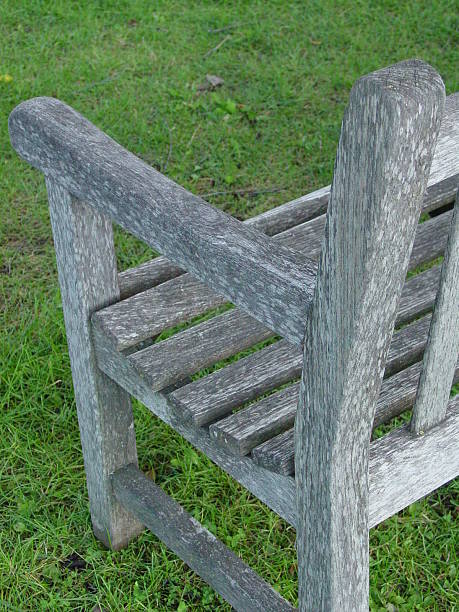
396, 265, 440, 326
117, 302, 431, 397
251, 362, 459, 476
92, 325, 297, 527
92, 320, 459, 534
209, 384, 300, 455
45, 179, 143, 550
208, 317, 458, 461
411, 191, 459, 433
409, 208, 451, 269
95, 274, 228, 351
428, 92, 459, 187
95, 208, 450, 353
370, 395, 459, 526
169, 339, 302, 427
124, 309, 274, 392
295, 60, 445, 611
8, 94, 458, 344
8, 96, 317, 346
169, 268, 441, 427
112, 465, 294, 612
117, 174, 456, 300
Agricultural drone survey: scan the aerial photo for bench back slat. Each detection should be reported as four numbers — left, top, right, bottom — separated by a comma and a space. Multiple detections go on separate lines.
411, 191, 459, 434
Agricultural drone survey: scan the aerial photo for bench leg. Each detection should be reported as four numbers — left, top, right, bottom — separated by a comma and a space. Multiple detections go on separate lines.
46, 179, 143, 549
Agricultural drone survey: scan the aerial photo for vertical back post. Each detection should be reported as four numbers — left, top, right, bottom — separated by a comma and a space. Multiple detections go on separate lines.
295, 60, 445, 611
411, 190, 459, 434
46, 178, 143, 549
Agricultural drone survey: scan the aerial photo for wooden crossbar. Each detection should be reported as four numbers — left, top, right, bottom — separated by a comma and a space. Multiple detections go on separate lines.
112, 465, 295, 611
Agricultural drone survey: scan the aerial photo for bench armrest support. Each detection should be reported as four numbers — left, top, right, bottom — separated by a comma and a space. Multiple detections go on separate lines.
9, 98, 316, 345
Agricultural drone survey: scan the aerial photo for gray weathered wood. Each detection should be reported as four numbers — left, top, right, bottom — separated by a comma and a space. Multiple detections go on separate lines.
9, 96, 318, 346
209, 384, 300, 455
124, 309, 274, 391
137, 306, 430, 396
295, 60, 445, 611
112, 465, 294, 612
92, 313, 459, 534
9, 94, 458, 346
420, 173, 458, 214
9, 67, 458, 609
117, 174, 456, 300
409, 208, 451, 269
384, 313, 432, 377
45, 179, 143, 550
251, 361, 459, 476
95, 207, 451, 353
208, 316, 456, 459
119, 256, 185, 300
370, 395, 459, 526
96, 274, 228, 352
169, 339, 302, 427
411, 191, 459, 434
92, 311, 459, 534
428, 92, 459, 187
169, 267, 441, 426
92, 324, 298, 527
396, 265, 440, 326
104, 294, 431, 406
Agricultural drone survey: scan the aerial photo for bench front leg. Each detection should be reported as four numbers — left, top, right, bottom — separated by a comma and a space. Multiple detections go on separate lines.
46, 178, 143, 549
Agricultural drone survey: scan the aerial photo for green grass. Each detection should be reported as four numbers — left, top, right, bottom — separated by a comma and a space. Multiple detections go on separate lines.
1, 1, 458, 610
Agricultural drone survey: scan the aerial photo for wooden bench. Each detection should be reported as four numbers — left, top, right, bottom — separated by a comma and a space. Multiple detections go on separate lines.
9, 60, 459, 610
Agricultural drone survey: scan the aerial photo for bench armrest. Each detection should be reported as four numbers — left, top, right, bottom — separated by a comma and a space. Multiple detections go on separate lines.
9, 97, 317, 345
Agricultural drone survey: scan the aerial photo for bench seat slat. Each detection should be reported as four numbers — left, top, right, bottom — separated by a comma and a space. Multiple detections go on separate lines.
122, 295, 431, 397
127, 309, 273, 391
94, 208, 452, 352
251, 364, 459, 476
207, 315, 440, 456
169, 266, 441, 425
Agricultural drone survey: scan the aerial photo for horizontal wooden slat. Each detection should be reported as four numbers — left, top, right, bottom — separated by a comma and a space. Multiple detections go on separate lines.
169, 266, 441, 425
94, 275, 227, 352
420, 173, 458, 215
94, 203, 322, 351
93, 320, 459, 530
122, 308, 430, 396
126, 309, 273, 391
206, 315, 435, 456
94, 207, 451, 352
92, 324, 297, 527
209, 385, 300, 456
251, 363, 459, 475
169, 339, 302, 427
409, 209, 451, 269
369, 395, 459, 527
396, 265, 440, 326
112, 465, 294, 612
384, 313, 432, 377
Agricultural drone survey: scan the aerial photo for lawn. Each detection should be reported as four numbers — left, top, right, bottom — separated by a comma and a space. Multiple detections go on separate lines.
1, 0, 458, 610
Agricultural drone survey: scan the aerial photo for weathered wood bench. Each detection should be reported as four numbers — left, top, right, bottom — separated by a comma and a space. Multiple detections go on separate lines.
9, 60, 459, 610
